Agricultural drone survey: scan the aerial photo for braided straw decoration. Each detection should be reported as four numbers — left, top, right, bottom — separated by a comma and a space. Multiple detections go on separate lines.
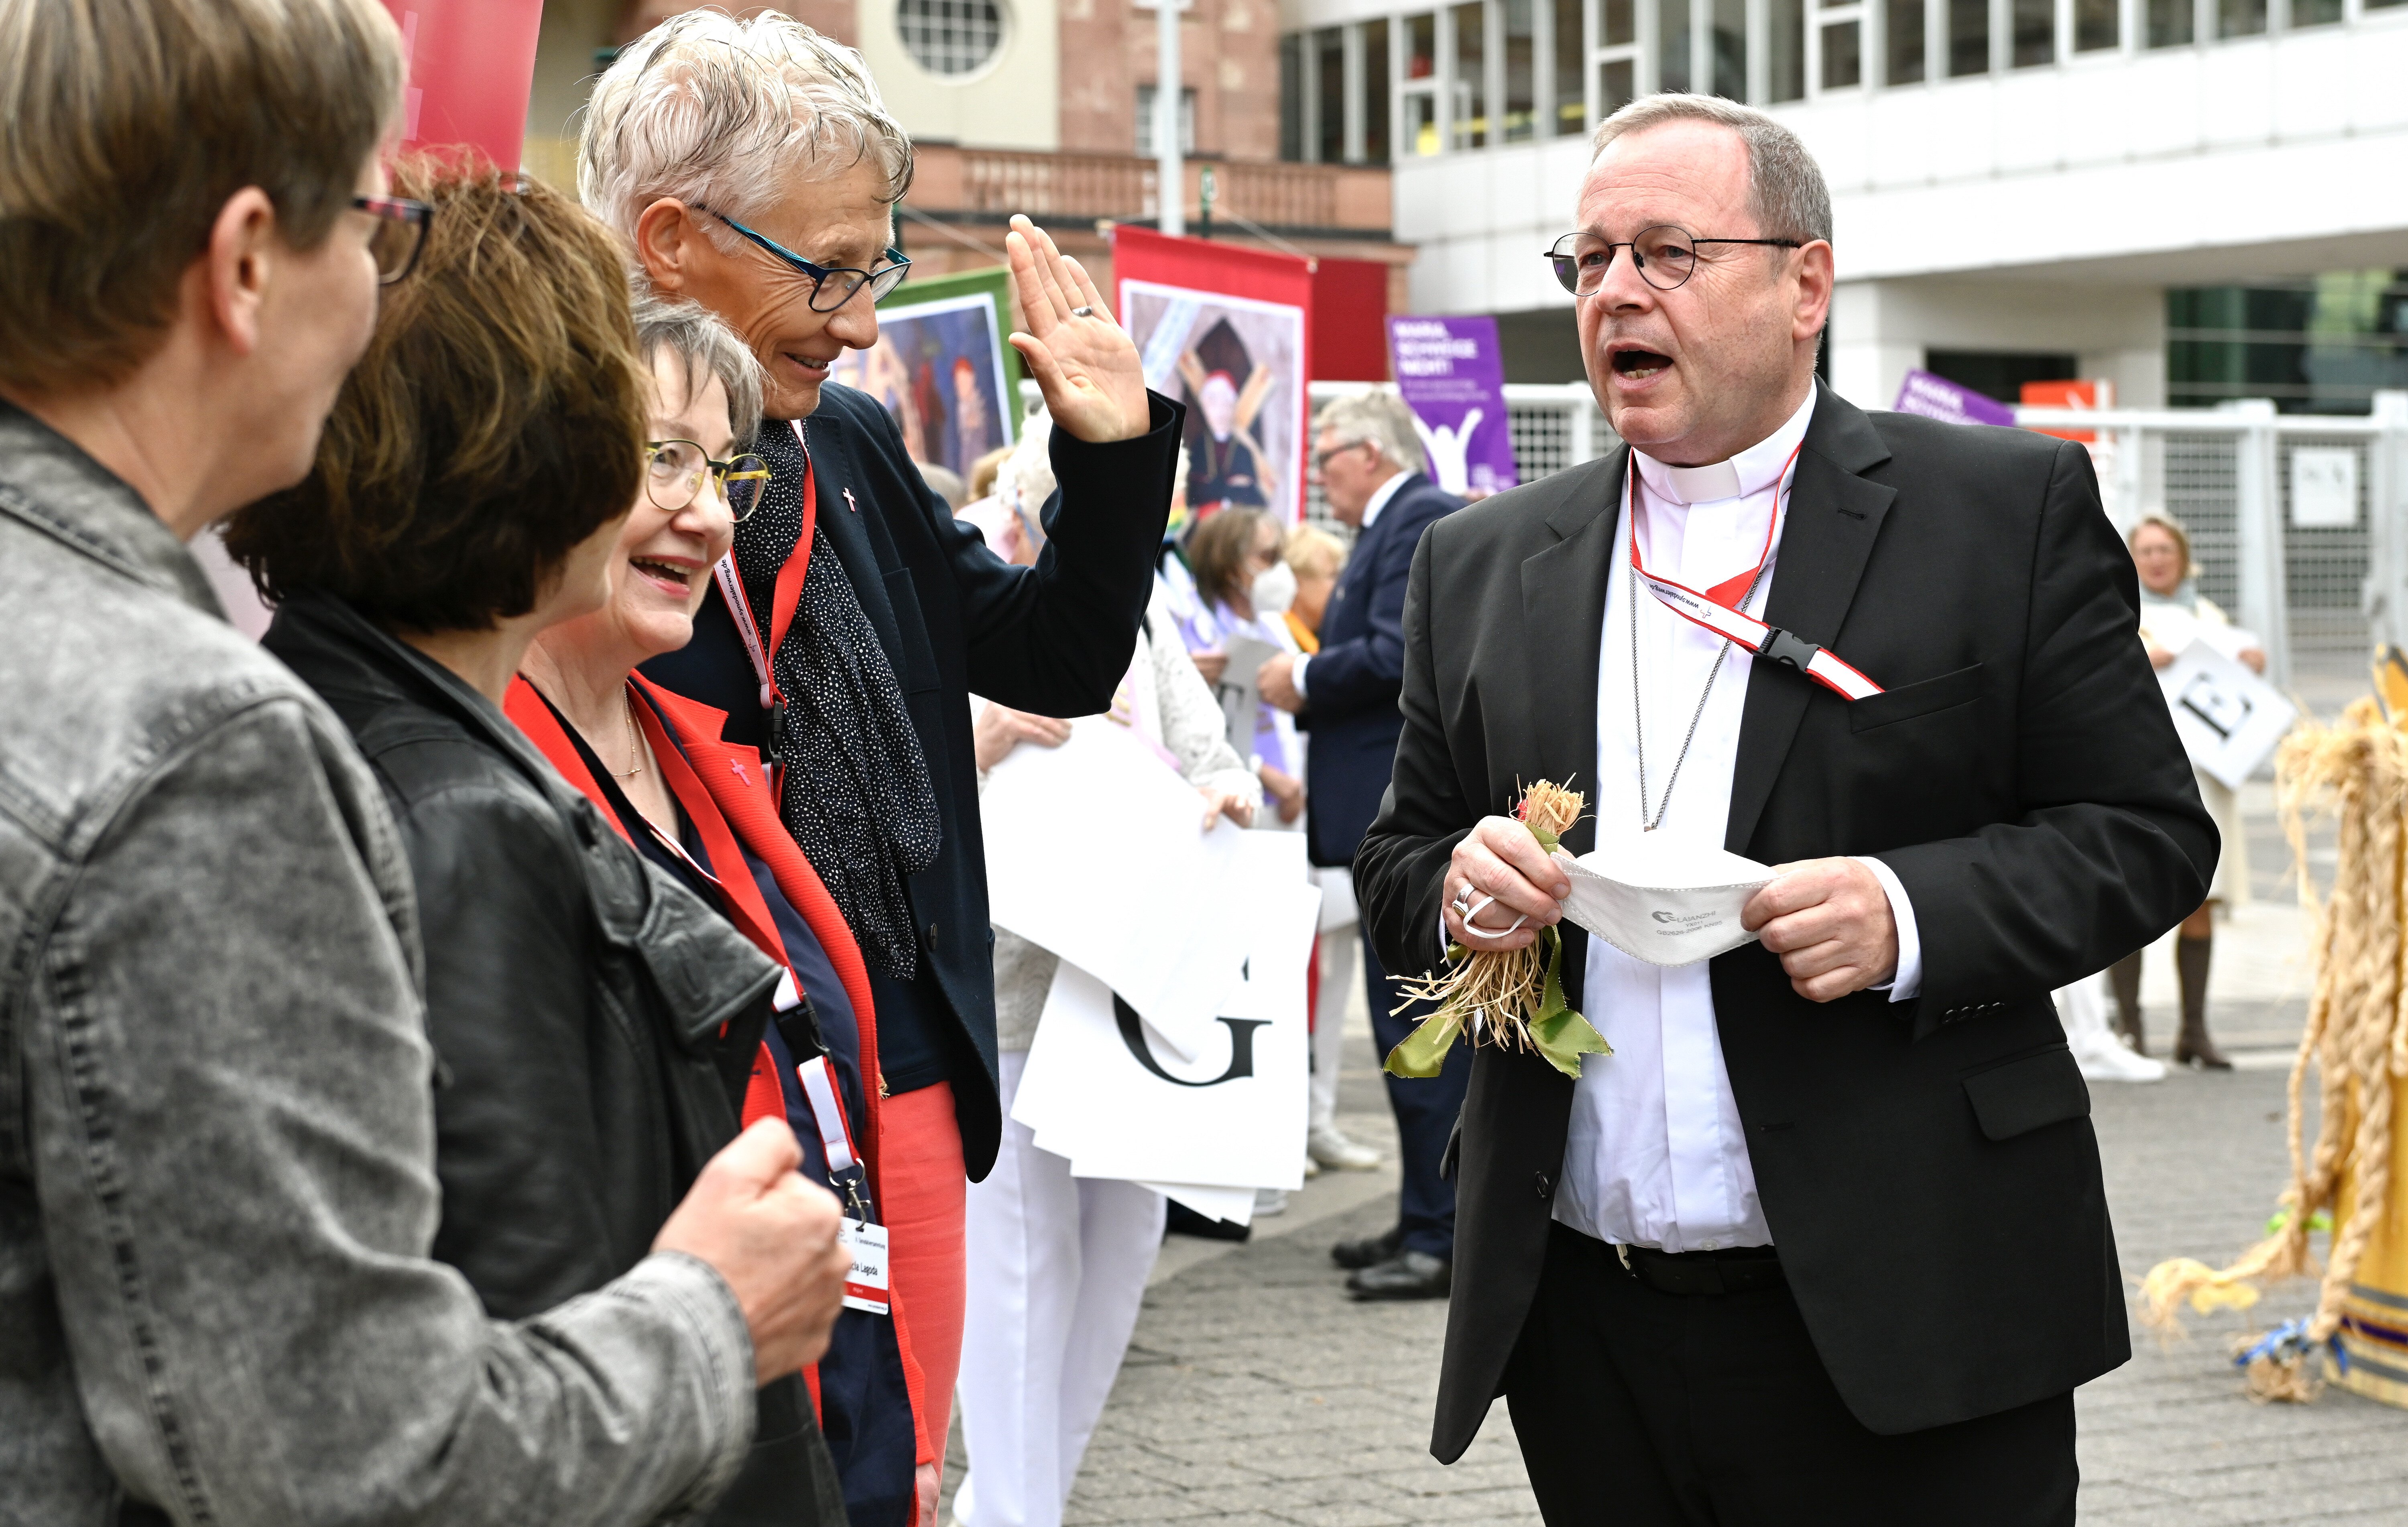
2138, 699, 2408, 1397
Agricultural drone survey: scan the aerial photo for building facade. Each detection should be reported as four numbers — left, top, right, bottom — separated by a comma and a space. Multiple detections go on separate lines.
1276, 0, 2408, 411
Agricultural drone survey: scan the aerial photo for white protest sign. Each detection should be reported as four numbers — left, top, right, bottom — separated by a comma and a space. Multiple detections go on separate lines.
2159, 639, 2296, 791
1011, 878, 1318, 1198
2290, 447, 2358, 529
982, 714, 1259, 1055
1211, 633, 1283, 761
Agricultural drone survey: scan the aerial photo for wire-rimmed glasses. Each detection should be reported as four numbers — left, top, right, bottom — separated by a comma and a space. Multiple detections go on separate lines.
1545, 225, 1803, 296
646, 439, 771, 522
353, 195, 433, 285
697, 207, 912, 312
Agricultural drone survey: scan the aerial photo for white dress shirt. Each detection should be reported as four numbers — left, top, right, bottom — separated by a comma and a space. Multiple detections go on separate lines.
1291, 467, 1409, 701
1553, 383, 1922, 1254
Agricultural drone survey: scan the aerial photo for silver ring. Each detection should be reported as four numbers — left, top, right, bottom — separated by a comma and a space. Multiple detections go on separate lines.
1070, 305, 1095, 318
1449, 883, 1475, 920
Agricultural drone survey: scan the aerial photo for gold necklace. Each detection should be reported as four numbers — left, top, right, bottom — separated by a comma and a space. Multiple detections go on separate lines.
613, 690, 646, 780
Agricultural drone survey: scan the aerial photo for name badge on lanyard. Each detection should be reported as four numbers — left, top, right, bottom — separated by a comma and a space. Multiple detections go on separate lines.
1625, 443, 1885, 703
716, 421, 820, 782
794, 1048, 889, 1315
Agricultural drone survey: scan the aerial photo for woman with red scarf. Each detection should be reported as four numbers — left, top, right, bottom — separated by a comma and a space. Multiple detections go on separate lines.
511, 293, 922, 1526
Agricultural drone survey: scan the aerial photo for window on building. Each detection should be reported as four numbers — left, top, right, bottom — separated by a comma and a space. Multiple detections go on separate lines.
2219, 0, 2266, 35
2011, 0, 2052, 64
1819, 0, 1863, 89
1552, 0, 1584, 133
1768, 0, 1807, 99
2170, 275, 2408, 414
1599, 55, 1636, 112
1135, 84, 1196, 156
1316, 27, 1346, 161
896, 0, 1006, 76
1366, 21, 1393, 160
1948, 0, 1988, 73
1660, 0, 1692, 91
1886, 0, 1924, 82
2145, 0, 2190, 42
1505, 0, 1537, 140
1604, 0, 1636, 45
1279, 34, 1304, 159
1712, 0, 1745, 97
1451, 0, 1487, 148
1403, 12, 1440, 154
2292, 0, 2343, 24
2075, 0, 2117, 48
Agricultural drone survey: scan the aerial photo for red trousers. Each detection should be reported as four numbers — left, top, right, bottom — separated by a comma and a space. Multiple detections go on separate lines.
882, 1081, 967, 1481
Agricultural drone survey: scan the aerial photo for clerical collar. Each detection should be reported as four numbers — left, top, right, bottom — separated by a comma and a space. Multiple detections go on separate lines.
1631, 384, 1820, 506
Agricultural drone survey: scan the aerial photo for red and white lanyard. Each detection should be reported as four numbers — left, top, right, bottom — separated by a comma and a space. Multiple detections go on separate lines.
1625, 443, 1884, 702
713, 422, 818, 764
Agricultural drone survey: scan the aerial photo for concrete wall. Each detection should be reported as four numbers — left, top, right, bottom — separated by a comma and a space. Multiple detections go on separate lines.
1828, 278, 2168, 410
860, 0, 1065, 150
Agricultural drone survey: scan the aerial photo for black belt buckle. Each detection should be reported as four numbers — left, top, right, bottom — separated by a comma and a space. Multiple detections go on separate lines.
1759, 625, 1822, 673
1623, 1244, 1786, 1297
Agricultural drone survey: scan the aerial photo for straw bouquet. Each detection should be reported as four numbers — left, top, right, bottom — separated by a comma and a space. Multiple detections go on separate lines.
1384, 780, 1613, 1081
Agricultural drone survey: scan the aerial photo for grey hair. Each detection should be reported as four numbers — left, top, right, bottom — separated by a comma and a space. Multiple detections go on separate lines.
1590, 93, 1831, 245
578, 8, 913, 250
630, 287, 765, 449
1312, 388, 1425, 476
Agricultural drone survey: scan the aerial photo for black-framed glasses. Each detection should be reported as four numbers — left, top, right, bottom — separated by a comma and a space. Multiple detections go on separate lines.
1546, 225, 1803, 296
353, 195, 433, 285
646, 439, 771, 522
697, 207, 911, 312
1312, 439, 1376, 473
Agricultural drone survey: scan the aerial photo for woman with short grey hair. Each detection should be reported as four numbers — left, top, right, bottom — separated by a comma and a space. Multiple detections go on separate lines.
581, 14, 1185, 1519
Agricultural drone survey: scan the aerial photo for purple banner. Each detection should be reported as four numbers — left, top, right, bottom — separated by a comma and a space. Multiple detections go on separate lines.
1386, 315, 1519, 496
1892, 368, 2016, 428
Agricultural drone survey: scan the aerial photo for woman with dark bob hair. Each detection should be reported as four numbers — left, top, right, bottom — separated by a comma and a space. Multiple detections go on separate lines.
227, 163, 851, 1527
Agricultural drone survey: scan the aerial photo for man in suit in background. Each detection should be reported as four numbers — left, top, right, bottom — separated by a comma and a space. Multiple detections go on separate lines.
1354, 93, 2214, 1521
1260, 391, 1462, 1300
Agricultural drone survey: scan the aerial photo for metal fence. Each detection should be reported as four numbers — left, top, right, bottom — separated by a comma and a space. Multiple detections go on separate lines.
1029, 378, 2408, 716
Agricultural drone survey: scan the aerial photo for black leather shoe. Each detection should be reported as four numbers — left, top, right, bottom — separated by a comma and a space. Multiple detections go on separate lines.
1331, 1224, 1404, 1270
1346, 1249, 1452, 1301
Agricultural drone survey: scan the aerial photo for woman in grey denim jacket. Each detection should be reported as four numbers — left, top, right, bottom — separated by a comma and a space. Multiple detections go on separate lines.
0, 2, 847, 1522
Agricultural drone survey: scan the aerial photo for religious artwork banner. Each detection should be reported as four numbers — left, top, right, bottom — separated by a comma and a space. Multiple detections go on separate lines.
829, 266, 1022, 479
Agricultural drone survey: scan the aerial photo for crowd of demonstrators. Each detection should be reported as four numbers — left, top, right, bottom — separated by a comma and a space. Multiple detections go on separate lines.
1269, 393, 1467, 1300
2113, 512, 2264, 1070
0, 2, 854, 1523
579, 11, 1180, 1519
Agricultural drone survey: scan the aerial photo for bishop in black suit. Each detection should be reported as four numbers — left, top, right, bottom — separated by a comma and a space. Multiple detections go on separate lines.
1353, 99, 2213, 1524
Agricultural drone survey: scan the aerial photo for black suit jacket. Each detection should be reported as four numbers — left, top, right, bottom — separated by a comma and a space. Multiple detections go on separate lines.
1302, 473, 1460, 869
1354, 388, 2215, 1459
646, 382, 1182, 1179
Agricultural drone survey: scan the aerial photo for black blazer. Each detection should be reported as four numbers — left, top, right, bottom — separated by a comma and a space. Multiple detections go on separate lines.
647, 382, 1182, 1178
1354, 389, 2216, 1459
1302, 473, 1460, 869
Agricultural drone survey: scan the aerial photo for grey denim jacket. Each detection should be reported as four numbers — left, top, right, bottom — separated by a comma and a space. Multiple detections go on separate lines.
0, 402, 759, 1527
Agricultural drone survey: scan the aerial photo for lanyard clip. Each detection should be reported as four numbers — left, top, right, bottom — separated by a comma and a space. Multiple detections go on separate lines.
1758, 625, 1824, 672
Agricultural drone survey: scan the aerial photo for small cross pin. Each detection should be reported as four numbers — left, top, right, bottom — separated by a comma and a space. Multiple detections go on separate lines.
843, 487, 859, 514
731, 759, 750, 785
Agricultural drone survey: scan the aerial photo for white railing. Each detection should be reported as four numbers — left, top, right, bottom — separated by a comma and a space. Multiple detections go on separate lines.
1029, 377, 2408, 714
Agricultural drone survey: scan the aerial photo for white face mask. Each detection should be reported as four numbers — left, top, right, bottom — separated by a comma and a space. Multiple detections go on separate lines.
1550, 831, 1775, 967
1250, 560, 1298, 617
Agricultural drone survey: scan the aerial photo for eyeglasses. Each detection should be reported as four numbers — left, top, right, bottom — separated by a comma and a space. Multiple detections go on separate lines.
696, 207, 912, 313
353, 195, 433, 285
1545, 225, 1803, 296
646, 439, 771, 522
1313, 439, 1375, 472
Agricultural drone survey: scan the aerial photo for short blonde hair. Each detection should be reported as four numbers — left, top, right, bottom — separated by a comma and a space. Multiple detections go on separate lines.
0, 0, 403, 395
2129, 512, 2196, 578
579, 9, 913, 247
1283, 524, 1345, 580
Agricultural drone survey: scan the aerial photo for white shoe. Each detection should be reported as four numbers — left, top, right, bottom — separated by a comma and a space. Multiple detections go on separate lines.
1309, 1125, 1381, 1170
1302, 1153, 1321, 1179
1254, 1187, 1289, 1216
2075, 1032, 2167, 1082
2058, 973, 2166, 1082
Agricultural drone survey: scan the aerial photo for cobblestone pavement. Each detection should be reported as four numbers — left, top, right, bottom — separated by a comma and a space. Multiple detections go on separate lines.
942, 861, 2408, 1523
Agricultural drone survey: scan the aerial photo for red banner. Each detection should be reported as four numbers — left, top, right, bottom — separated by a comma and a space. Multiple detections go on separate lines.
379, 0, 546, 171
1113, 227, 1315, 524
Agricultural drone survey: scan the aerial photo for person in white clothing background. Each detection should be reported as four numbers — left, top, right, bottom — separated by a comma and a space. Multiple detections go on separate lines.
957, 421, 1261, 1527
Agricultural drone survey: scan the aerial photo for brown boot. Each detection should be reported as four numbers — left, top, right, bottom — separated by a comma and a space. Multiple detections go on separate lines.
2109, 951, 2147, 1056
2174, 933, 2230, 1070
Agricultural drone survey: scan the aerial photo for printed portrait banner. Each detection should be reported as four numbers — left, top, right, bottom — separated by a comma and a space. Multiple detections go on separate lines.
1386, 315, 1519, 495
377, 0, 545, 171
1891, 368, 2015, 428
830, 266, 1023, 478
1115, 227, 1314, 524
